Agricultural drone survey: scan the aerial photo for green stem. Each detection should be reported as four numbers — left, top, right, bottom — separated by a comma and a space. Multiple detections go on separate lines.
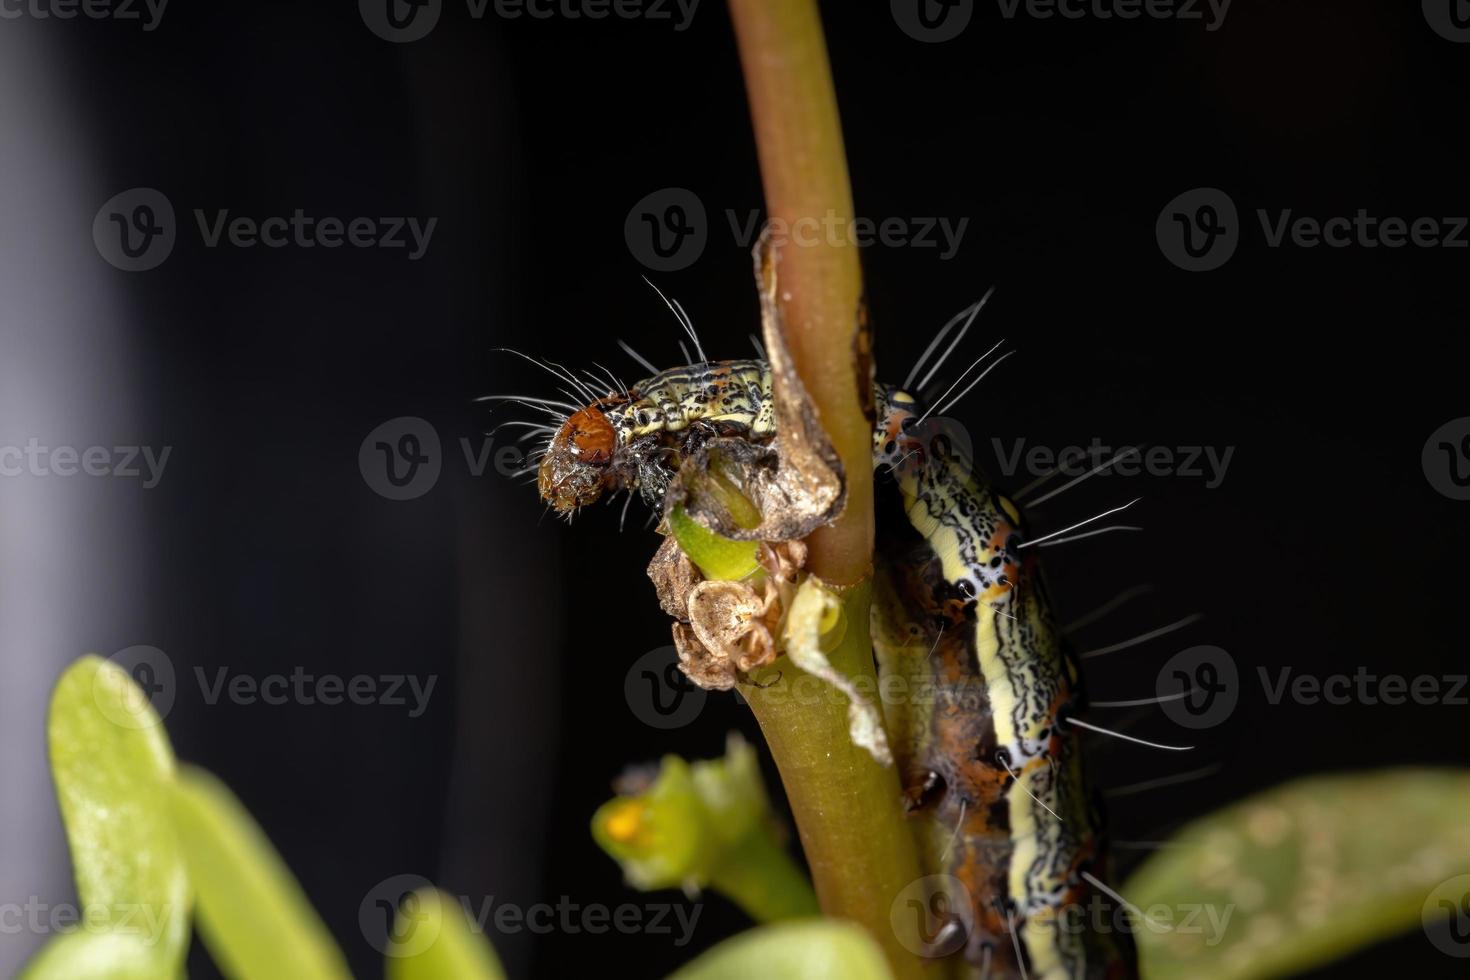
709, 831, 820, 923
737, 583, 926, 980
725, 3, 926, 976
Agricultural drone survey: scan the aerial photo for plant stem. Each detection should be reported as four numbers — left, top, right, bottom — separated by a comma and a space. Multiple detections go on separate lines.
728, 0, 873, 587
727, 2, 924, 976
737, 585, 926, 980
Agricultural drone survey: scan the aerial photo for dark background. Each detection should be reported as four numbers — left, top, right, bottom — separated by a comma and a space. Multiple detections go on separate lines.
3, 1, 1468, 977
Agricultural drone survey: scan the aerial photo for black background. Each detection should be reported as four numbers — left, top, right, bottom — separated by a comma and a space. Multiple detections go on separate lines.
9, 1, 1470, 977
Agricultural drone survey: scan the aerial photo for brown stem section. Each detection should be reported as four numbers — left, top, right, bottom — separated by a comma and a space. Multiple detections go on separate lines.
728, 4, 924, 978
729, 0, 873, 587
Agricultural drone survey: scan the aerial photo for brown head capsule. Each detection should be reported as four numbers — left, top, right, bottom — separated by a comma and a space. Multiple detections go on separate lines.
539, 405, 619, 513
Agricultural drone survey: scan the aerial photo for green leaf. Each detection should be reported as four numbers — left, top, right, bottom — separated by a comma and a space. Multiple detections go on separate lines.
171, 766, 351, 980
384, 887, 507, 980
667, 921, 893, 980
1125, 768, 1470, 980
669, 506, 760, 581
32, 655, 189, 977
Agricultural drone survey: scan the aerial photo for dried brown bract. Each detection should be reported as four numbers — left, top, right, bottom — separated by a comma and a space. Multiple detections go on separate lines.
648, 535, 701, 621
662, 233, 846, 544
652, 537, 810, 692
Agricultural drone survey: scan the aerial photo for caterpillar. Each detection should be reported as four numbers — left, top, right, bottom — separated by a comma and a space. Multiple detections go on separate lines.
520, 348, 1137, 978
870, 385, 1134, 978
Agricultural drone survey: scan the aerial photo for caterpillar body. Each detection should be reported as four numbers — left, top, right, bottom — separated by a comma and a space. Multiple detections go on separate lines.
871, 386, 1134, 979
533, 358, 1134, 979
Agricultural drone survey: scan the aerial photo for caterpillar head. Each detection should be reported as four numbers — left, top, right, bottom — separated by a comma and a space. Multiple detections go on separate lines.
539, 405, 619, 514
